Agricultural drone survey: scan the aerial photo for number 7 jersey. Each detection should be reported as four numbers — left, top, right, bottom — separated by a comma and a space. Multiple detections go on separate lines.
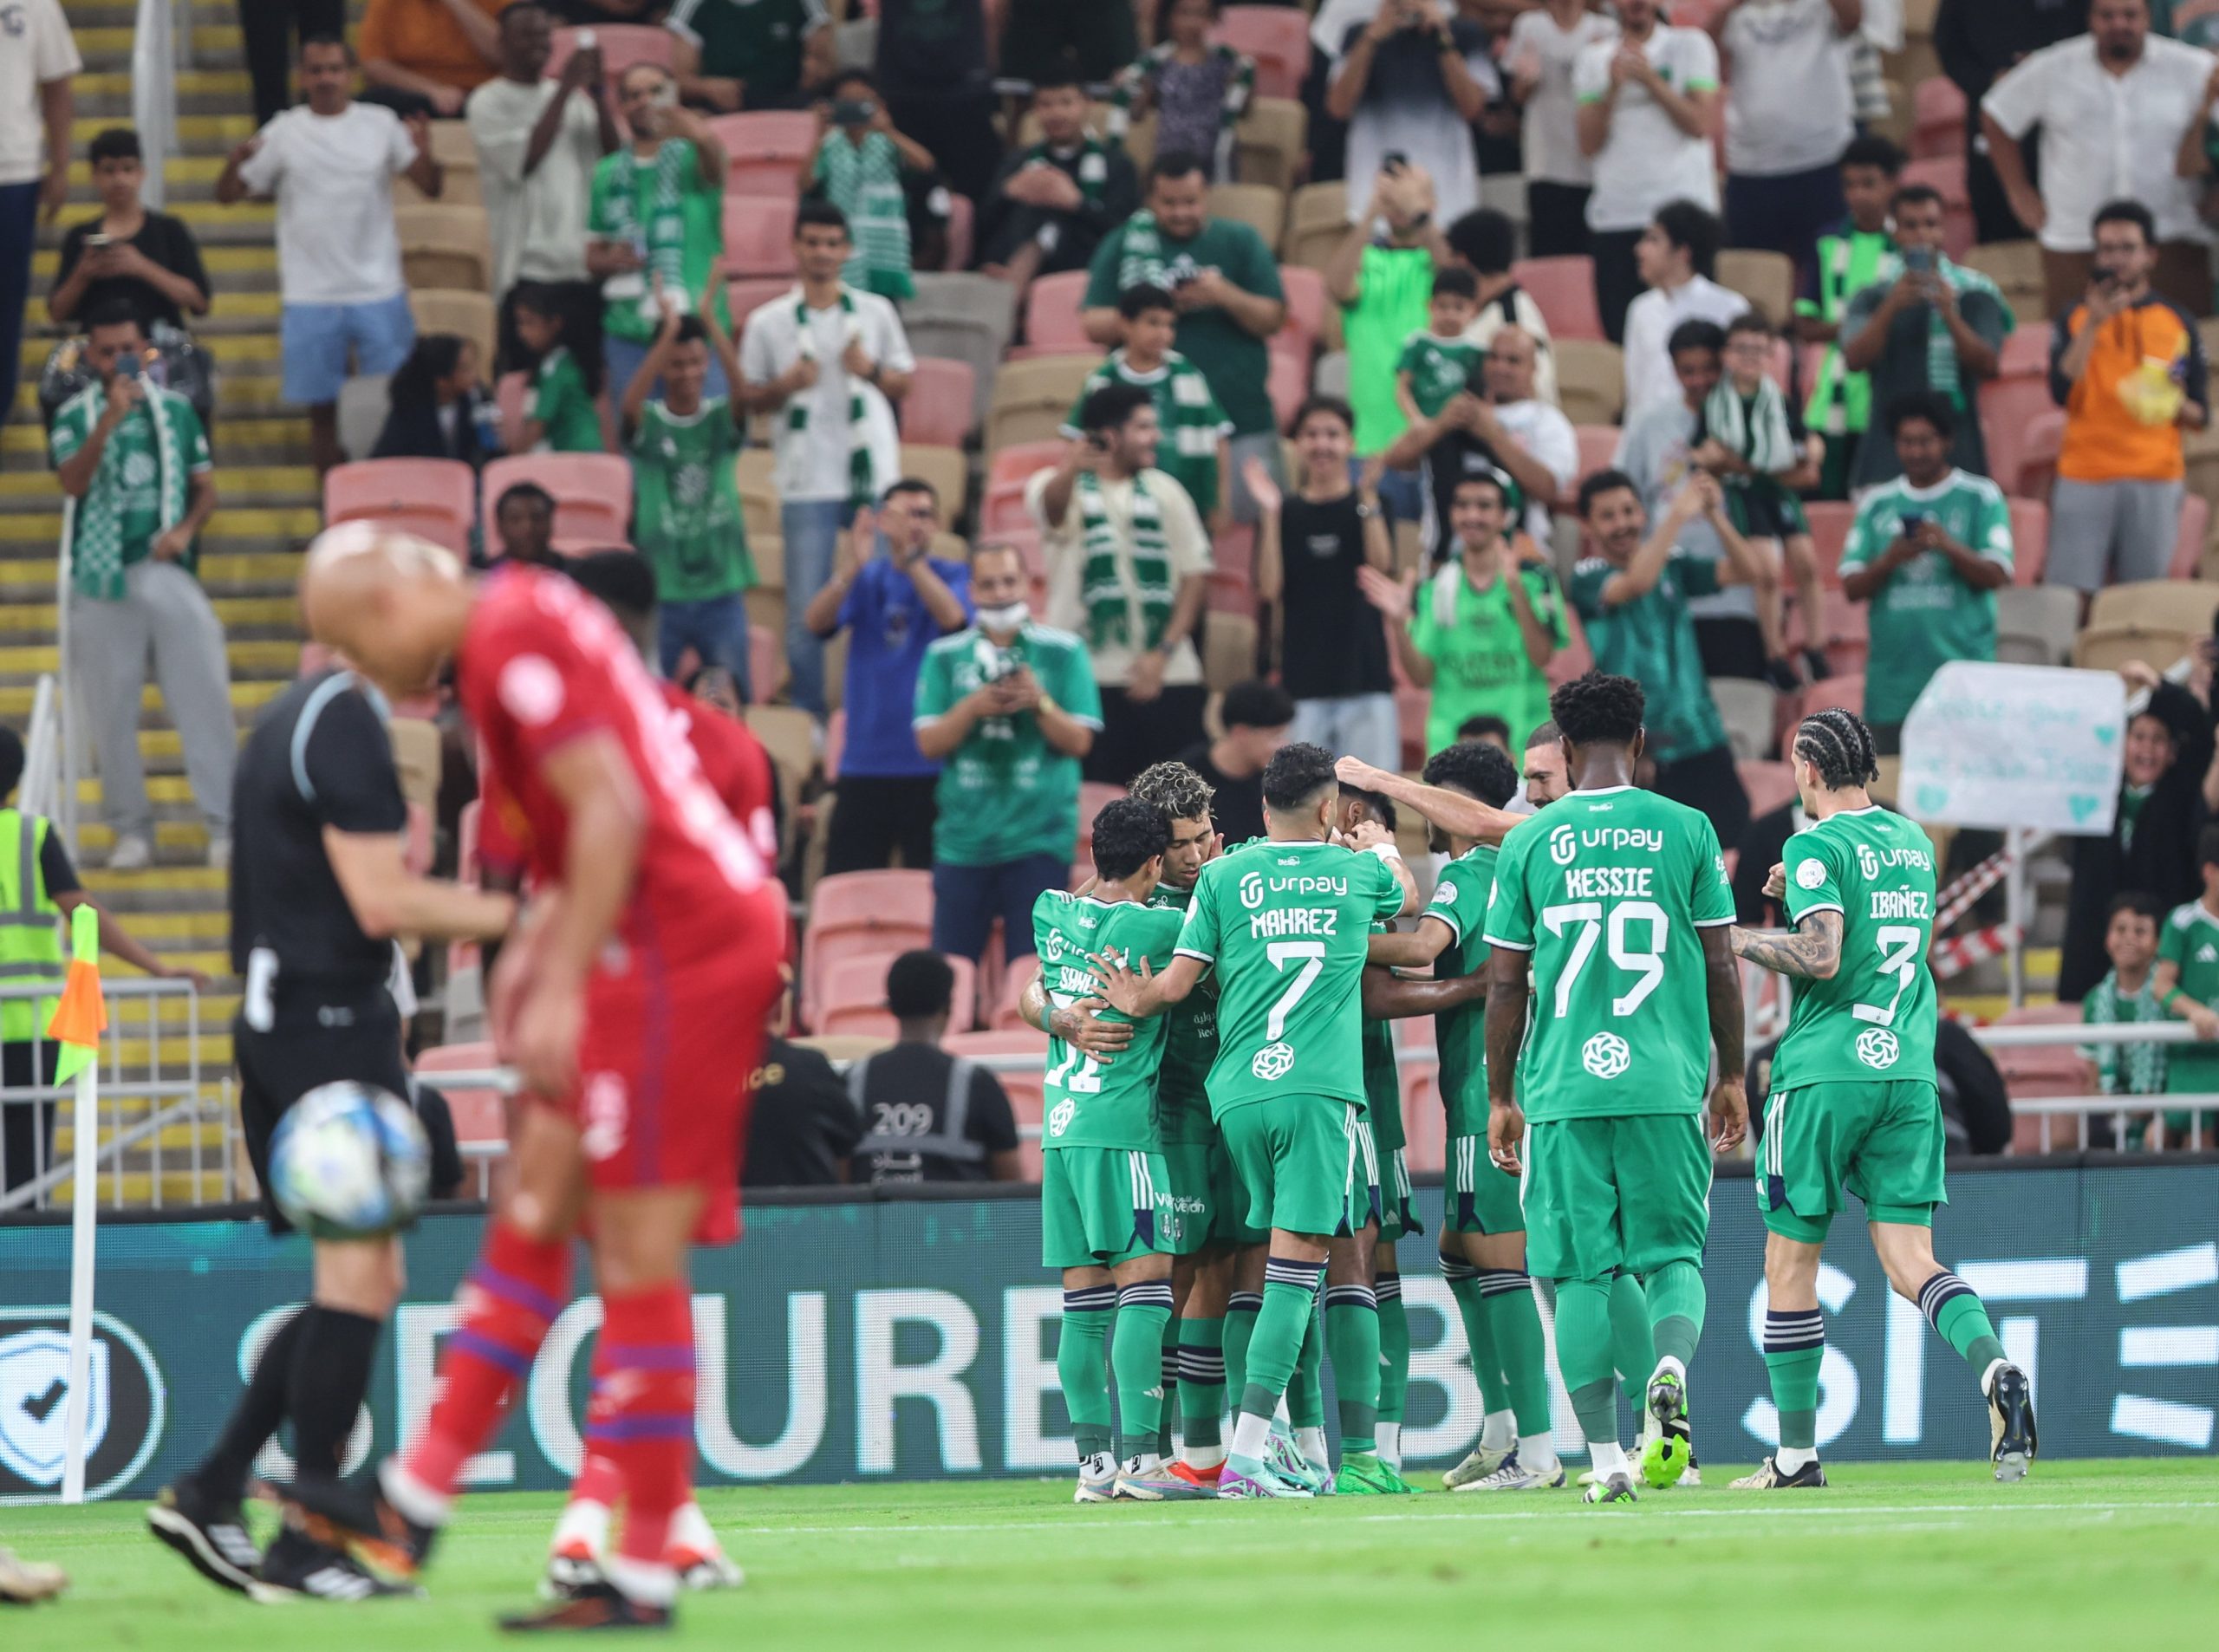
1482, 786, 1734, 1120
1767, 804, 1939, 1092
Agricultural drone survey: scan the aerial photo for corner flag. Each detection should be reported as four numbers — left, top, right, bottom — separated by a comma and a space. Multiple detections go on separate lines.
46, 906, 105, 1084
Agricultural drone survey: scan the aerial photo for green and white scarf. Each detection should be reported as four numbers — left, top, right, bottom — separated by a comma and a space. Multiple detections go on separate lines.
1869, 250, 2015, 404
789, 288, 875, 509
62, 380, 192, 602
1702, 374, 1798, 477
600, 140, 694, 315
1116, 209, 1175, 295
816, 130, 914, 302
1084, 350, 1221, 465
1077, 470, 1173, 652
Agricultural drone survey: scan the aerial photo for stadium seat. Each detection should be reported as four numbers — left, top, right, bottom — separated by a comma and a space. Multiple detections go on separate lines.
1019, 270, 1093, 354
1208, 183, 1287, 250
724, 275, 797, 336
479, 453, 634, 545
1711, 677, 1780, 762
1077, 783, 1127, 853
1962, 238, 2046, 324
395, 204, 492, 291
944, 1029, 1047, 1178
1572, 424, 1618, 484
1266, 346, 1307, 428
899, 443, 969, 517
984, 441, 1064, 534
2072, 622, 2198, 674
1911, 76, 1968, 159
1790, 588, 1868, 677
986, 354, 1098, 453
1278, 264, 1327, 355
1214, 6, 1311, 100
803, 869, 935, 1028
2172, 494, 2210, 580
546, 23, 672, 86
819, 951, 979, 1037
408, 289, 498, 377
1205, 611, 1259, 693
396, 120, 480, 205
1799, 673, 1865, 721
1994, 583, 2080, 667
904, 274, 1019, 426
1283, 182, 1349, 270
335, 374, 393, 464
1806, 499, 1855, 586
708, 110, 818, 197
736, 448, 780, 544
324, 458, 477, 556
1980, 374, 2058, 508
724, 195, 799, 277
749, 624, 784, 704
1312, 349, 1350, 400
417, 1041, 505, 1188
2091, 579, 2219, 638
2008, 498, 2049, 585
1900, 155, 1974, 259
2012, 410, 2066, 500
991, 954, 1043, 1031
1511, 256, 1604, 342
1718, 250, 1793, 328
1739, 759, 1797, 821
1552, 338, 1624, 426
901, 357, 976, 447
1233, 97, 1307, 195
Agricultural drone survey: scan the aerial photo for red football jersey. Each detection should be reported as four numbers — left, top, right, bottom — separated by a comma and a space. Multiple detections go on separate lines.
459, 568, 775, 962
654, 682, 779, 868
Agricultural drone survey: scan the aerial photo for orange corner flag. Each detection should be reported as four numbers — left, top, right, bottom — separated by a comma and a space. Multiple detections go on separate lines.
47, 906, 106, 1083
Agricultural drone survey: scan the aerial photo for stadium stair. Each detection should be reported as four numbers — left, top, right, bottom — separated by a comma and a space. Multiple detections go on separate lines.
3, 4, 303, 1205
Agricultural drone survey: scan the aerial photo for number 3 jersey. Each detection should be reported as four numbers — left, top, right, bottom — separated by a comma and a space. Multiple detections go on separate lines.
1482, 785, 1734, 1120
1767, 804, 1939, 1093
1033, 891, 1186, 1149
1174, 839, 1407, 1117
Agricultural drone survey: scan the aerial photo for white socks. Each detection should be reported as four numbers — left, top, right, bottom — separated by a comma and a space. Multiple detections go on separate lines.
380, 1458, 450, 1528
1589, 1441, 1630, 1480
1230, 1412, 1274, 1463
667, 1501, 719, 1561
1123, 1454, 1165, 1477
1776, 1445, 1818, 1473
604, 1554, 677, 1610
1376, 1421, 1402, 1471
1481, 1408, 1516, 1453
1521, 1430, 1558, 1472
550, 1496, 610, 1558
1295, 1426, 1331, 1471
1183, 1443, 1227, 1472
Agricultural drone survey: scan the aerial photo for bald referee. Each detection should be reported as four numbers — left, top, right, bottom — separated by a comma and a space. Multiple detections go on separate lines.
150, 527, 517, 1603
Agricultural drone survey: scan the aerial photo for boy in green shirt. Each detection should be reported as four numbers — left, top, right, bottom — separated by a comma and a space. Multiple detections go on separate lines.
621, 268, 755, 697
1796, 135, 1903, 499
1064, 284, 1233, 527
1836, 393, 2014, 751
1394, 266, 1485, 425
2154, 826, 2219, 1149
2081, 891, 2170, 1146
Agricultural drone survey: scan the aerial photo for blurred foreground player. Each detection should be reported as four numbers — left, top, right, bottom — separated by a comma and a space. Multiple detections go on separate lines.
282, 532, 788, 1629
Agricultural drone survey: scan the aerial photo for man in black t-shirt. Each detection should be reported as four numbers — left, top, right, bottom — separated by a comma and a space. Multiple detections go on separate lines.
850, 952, 1024, 1185
149, 643, 513, 1605
1250, 396, 1400, 774
1175, 680, 1294, 848
745, 1037, 865, 1187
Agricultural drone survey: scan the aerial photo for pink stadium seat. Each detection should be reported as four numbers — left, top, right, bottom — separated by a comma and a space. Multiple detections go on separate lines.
724, 276, 797, 335
1799, 673, 1864, 721
803, 868, 934, 1028
2172, 494, 2209, 579
984, 442, 1064, 533
2009, 498, 2049, 584
496, 370, 530, 446
946, 1030, 1047, 1178
1573, 424, 1617, 483
1900, 156, 1974, 259
1077, 784, 1127, 853
1980, 374, 2057, 505
819, 952, 978, 1037
324, 459, 476, 556
545, 24, 672, 87
1511, 256, 1604, 342
1739, 759, 1797, 821
708, 111, 818, 198
479, 453, 633, 546
1214, 6, 1311, 101
1911, 77, 1968, 161
1806, 499, 1855, 587
1022, 270, 1093, 354
1278, 265, 1327, 355
415, 1040, 505, 1162
1266, 345, 1307, 428
1396, 685, 1430, 771
724, 195, 799, 277
1997, 325, 2050, 381
992, 953, 1044, 1031
902, 357, 977, 447
2014, 410, 2065, 501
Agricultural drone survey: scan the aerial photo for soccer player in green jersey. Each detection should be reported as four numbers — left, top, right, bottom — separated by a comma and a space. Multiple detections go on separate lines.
1481, 673, 1749, 1505
1093, 744, 1452, 1498
1031, 797, 1200, 1503
1366, 740, 1565, 1492
1728, 709, 2034, 1486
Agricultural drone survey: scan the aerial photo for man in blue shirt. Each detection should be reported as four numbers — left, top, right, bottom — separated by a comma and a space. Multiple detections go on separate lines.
804, 477, 974, 873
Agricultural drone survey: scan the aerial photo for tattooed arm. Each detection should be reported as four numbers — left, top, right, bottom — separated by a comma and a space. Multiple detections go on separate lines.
1728, 909, 1845, 981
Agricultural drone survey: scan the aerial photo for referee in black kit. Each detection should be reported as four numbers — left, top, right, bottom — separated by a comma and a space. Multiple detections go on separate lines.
150, 529, 516, 1603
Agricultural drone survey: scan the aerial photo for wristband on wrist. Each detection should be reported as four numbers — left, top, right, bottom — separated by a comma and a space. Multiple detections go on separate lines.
1365, 841, 1404, 862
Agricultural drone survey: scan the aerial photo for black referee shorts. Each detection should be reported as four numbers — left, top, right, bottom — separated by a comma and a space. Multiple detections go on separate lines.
236, 998, 409, 1236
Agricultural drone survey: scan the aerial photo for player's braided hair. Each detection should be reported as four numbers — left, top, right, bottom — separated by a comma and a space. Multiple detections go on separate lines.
1091, 797, 1172, 882
1129, 759, 1216, 823
1261, 742, 1338, 813
1422, 739, 1519, 808
1793, 707, 1880, 791
1548, 671, 1645, 750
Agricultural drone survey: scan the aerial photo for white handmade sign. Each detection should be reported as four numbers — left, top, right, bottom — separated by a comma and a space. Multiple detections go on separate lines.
1897, 662, 2125, 835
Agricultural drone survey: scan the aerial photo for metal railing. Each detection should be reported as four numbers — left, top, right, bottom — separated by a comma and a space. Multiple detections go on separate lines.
0, 978, 211, 1212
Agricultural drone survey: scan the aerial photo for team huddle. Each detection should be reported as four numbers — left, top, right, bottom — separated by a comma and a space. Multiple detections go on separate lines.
1024, 673, 2038, 1503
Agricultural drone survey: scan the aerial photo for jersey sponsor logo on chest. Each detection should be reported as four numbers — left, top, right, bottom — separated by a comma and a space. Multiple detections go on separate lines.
1856, 843, 1932, 878
1549, 823, 1663, 865
1239, 868, 1348, 906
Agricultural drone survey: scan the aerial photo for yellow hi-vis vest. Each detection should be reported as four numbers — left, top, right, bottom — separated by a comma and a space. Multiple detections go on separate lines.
0, 810, 66, 1043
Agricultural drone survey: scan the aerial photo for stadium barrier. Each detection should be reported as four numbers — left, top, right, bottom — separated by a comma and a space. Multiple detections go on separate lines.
0, 1158, 2211, 1503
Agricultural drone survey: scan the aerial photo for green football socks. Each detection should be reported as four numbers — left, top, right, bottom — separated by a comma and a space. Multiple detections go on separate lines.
1059, 1286, 1116, 1461
1480, 1270, 1553, 1436
1555, 1276, 1620, 1452
1375, 1272, 1409, 1431
1110, 1282, 1174, 1462
1224, 1290, 1260, 1403
1237, 1259, 1322, 1423
1647, 1260, 1708, 1372
1323, 1284, 1382, 1456
1610, 1270, 1657, 1409
1762, 1307, 1825, 1454
1287, 1304, 1325, 1431
1919, 1270, 2008, 1373
1441, 1253, 1500, 1410
1177, 1316, 1225, 1451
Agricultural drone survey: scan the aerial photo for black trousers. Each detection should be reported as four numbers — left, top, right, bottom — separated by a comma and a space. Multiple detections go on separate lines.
825, 773, 940, 875
1654, 742, 1751, 853
1590, 227, 1645, 346
1526, 181, 1593, 261
0, 1041, 62, 1199
1084, 684, 1208, 788
886, 92, 1005, 213
238, 0, 348, 127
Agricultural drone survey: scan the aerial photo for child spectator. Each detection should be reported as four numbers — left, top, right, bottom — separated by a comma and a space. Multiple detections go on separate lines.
1692, 310, 1829, 686
804, 69, 940, 301
621, 270, 756, 697
1108, 0, 1255, 181
511, 281, 609, 453
1395, 266, 1485, 429
1062, 284, 1233, 531
2153, 826, 2219, 1151
2080, 891, 2170, 1148
370, 334, 500, 468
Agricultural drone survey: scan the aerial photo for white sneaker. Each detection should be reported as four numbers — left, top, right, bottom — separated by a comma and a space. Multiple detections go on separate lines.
1074, 1452, 1117, 1504
1455, 1449, 1567, 1492
107, 835, 153, 871
1441, 1441, 1514, 1489
205, 835, 231, 871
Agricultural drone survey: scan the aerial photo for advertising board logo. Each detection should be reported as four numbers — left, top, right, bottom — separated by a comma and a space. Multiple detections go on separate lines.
0, 1311, 165, 1501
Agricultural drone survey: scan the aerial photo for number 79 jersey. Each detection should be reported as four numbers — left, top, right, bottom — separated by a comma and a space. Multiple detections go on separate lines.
1767, 805, 1939, 1093
1482, 786, 1735, 1121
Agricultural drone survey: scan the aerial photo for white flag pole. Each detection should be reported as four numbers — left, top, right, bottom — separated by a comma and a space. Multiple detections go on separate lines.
60, 1057, 100, 1503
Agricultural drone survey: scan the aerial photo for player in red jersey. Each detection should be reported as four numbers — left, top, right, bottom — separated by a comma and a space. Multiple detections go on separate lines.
287, 527, 787, 1631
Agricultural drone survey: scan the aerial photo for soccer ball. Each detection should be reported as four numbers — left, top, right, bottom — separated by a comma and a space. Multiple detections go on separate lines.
269, 1082, 432, 1239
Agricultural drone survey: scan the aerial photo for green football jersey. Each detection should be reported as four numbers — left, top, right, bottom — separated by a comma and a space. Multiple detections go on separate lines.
1360, 916, 1400, 1146
1427, 844, 1499, 1138
530, 346, 606, 453
1396, 331, 1485, 419
1036, 891, 1185, 1151
1768, 806, 1942, 1092
1175, 839, 1407, 1116
1481, 786, 1735, 1121
629, 397, 753, 603
1149, 878, 1221, 1144
2158, 900, 2219, 1092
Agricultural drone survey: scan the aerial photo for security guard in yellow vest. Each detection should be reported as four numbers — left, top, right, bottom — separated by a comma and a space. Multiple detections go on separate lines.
1, 727, 206, 1199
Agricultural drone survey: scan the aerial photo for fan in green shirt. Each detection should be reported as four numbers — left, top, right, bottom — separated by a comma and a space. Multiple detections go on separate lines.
2154, 846, 2219, 1146
1394, 269, 1485, 423
585, 104, 732, 348
1796, 137, 1903, 498
1062, 286, 1233, 523
1082, 159, 1288, 440
513, 285, 608, 453
1836, 393, 2013, 738
1327, 167, 1447, 456
620, 296, 755, 605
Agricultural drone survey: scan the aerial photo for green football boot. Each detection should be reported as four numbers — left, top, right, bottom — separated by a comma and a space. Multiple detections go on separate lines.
1331, 1452, 1402, 1496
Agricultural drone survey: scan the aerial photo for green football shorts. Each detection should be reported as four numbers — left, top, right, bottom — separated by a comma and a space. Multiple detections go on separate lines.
1447, 1132, 1526, 1235
1351, 1116, 1384, 1237
1219, 1094, 1358, 1241
1040, 1144, 1175, 1270
1160, 1135, 1238, 1255
1379, 1145, 1425, 1243
1758, 1079, 1946, 1242
1524, 1113, 1711, 1283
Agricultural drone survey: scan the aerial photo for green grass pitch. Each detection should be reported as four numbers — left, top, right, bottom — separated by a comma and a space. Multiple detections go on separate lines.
5, 1460, 2215, 1648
